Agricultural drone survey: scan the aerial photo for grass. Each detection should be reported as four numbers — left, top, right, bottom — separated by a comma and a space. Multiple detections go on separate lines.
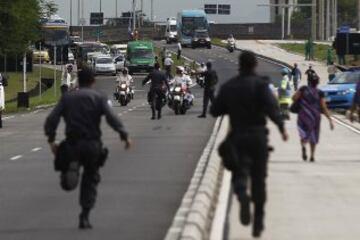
277, 43, 360, 66
211, 38, 227, 47
4, 66, 62, 113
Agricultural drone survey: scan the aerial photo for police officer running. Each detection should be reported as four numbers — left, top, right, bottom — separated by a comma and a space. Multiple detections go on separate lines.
44, 67, 131, 229
142, 63, 170, 120
211, 51, 288, 238
198, 62, 218, 118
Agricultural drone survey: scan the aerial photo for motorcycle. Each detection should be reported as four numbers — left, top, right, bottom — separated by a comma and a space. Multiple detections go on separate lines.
227, 39, 236, 53
196, 74, 205, 88
168, 84, 193, 115
115, 82, 133, 106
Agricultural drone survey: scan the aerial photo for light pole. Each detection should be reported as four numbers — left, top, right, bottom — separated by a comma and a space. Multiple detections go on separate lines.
151, 0, 154, 21
100, 0, 102, 13
77, 0, 80, 25
70, 0, 73, 26
132, 0, 136, 31
115, 0, 118, 18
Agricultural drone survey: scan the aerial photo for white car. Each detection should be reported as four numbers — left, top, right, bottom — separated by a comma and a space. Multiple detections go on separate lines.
94, 56, 116, 76
111, 44, 127, 56
114, 54, 125, 72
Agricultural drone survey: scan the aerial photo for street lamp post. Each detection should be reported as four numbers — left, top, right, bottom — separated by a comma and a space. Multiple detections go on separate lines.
132, 0, 136, 31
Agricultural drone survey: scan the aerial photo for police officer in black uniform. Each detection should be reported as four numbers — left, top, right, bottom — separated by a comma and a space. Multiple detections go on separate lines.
44, 67, 131, 229
142, 63, 170, 120
198, 62, 218, 118
211, 51, 288, 238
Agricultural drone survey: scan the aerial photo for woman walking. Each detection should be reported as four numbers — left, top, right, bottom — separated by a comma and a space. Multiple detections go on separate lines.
292, 74, 334, 162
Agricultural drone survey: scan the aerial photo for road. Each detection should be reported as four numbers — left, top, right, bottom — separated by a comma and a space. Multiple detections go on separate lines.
0, 43, 283, 240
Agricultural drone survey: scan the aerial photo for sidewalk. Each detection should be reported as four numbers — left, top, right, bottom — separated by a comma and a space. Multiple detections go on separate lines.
235, 40, 328, 84
225, 40, 360, 240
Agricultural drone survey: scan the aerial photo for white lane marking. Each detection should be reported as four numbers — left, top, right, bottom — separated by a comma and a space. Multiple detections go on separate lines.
3, 116, 15, 120
10, 155, 23, 161
332, 117, 360, 135
31, 147, 42, 152
128, 109, 133, 112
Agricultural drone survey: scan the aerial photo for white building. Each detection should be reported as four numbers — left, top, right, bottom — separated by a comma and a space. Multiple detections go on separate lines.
151, 0, 272, 24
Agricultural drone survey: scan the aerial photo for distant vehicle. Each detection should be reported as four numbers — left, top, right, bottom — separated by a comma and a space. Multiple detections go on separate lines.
75, 42, 110, 65
68, 49, 75, 64
319, 70, 360, 109
111, 44, 127, 56
32, 49, 50, 63
114, 54, 125, 72
94, 55, 116, 76
125, 41, 155, 74
165, 17, 178, 44
70, 35, 81, 43
177, 10, 210, 47
191, 30, 211, 49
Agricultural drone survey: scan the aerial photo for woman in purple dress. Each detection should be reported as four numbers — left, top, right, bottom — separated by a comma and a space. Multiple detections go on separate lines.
292, 74, 334, 162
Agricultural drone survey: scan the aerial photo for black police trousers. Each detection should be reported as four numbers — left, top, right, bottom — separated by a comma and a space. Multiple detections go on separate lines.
149, 88, 165, 117
68, 139, 102, 209
202, 88, 215, 116
231, 130, 269, 214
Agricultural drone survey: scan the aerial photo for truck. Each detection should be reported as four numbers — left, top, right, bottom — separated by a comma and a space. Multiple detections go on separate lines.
125, 41, 155, 74
165, 17, 178, 44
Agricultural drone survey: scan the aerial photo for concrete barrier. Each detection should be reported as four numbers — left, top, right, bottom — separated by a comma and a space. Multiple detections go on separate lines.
164, 117, 229, 240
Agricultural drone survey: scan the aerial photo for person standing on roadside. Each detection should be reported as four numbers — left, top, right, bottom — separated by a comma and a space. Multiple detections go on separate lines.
292, 74, 334, 162
290, 63, 302, 90
350, 80, 360, 123
0, 73, 6, 129
198, 62, 218, 118
177, 42, 182, 60
164, 54, 174, 79
211, 51, 288, 238
327, 61, 338, 82
44, 67, 132, 229
305, 65, 316, 86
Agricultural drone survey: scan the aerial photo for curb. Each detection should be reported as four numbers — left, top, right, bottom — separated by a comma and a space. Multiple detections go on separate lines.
164, 117, 229, 240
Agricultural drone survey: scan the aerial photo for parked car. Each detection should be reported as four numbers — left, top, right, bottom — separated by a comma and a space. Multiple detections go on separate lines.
32, 49, 50, 63
191, 30, 211, 49
94, 55, 116, 76
114, 54, 125, 72
319, 70, 360, 109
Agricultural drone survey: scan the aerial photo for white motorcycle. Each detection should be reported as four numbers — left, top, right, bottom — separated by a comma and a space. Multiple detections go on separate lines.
227, 39, 236, 53
168, 84, 194, 115
115, 82, 133, 106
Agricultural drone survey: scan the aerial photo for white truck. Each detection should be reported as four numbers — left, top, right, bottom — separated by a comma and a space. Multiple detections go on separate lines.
165, 17, 178, 44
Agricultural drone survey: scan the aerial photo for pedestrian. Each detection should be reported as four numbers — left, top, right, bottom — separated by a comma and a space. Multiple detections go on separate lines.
142, 63, 170, 120
61, 64, 76, 94
177, 42, 182, 60
292, 74, 334, 162
290, 63, 302, 90
327, 61, 338, 82
160, 47, 167, 65
350, 80, 360, 123
305, 65, 316, 86
211, 51, 288, 238
164, 54, 174, 79
44, 67, 132, 229
198, 62, 218, 118
0, 73, 7, 129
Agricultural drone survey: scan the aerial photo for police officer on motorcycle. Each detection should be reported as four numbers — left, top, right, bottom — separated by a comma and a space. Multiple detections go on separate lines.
211, 51, 288, 238
142, 63, 170, 120
44, 67, 132, 229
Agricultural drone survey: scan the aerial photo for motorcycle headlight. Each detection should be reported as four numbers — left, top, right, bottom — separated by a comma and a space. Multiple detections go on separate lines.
121, 84, 127, 88
175, 87, 181, 92
206, 37, 211, 41
193, 38, 199, 42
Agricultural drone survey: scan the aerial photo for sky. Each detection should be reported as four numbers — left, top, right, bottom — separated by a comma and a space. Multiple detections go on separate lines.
54, 0, 270, 25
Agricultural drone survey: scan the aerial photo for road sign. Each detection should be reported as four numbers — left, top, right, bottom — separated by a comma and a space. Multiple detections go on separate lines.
90, 12, 104, 25
79, 18, 86, 26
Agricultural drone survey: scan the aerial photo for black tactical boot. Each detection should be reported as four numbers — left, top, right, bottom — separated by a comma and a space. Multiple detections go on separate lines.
238, 195, 251, 226
79, 208, 92, 230
252, 205, 265, 238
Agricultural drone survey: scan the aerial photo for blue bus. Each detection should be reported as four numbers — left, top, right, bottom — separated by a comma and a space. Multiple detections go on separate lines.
177, 10, 209, 46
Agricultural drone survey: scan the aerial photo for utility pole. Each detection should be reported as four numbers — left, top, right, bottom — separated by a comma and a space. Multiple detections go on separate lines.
281, 7, 285, 40
115, 0, 118, 18
311, 0, 317, 40
151, 0, 154, 21
100, 0, 102, 13
334, 0, 338, 35
70, 0, 73, 26
77, 0, 80, 25
132, 0, 136, 31
326, 0, 331, 40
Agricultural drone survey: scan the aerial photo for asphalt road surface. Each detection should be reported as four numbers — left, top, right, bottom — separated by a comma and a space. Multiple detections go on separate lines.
0, 43, 283, 240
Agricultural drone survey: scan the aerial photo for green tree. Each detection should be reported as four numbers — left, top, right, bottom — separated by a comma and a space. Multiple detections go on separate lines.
0, 0, 41, 55
40, 0, 59, 18
338, 0, 357, 27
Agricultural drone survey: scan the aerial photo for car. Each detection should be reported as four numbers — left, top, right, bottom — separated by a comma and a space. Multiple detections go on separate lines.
111, 44, 127, 56
191, 30, 211, 49
319, 70, 360, 109
114, 54, 125, 72
94, 55, 116, 76
32, 49, 50, 63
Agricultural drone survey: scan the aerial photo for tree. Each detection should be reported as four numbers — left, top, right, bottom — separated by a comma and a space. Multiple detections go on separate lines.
40, 0, 59, 18
0, 0, 41, 55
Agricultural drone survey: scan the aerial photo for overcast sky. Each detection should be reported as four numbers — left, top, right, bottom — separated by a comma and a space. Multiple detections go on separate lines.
54, 0, 270, 25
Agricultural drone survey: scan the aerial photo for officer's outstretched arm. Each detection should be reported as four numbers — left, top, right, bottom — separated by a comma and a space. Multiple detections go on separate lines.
44, 97, 64, 143
102, 98, 129, 141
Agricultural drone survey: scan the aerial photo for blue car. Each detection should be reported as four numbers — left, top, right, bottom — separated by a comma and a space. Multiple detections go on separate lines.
319, 71, 360, 109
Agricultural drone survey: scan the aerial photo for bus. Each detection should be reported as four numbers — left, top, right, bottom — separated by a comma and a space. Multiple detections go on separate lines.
177, 10, 209, 46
